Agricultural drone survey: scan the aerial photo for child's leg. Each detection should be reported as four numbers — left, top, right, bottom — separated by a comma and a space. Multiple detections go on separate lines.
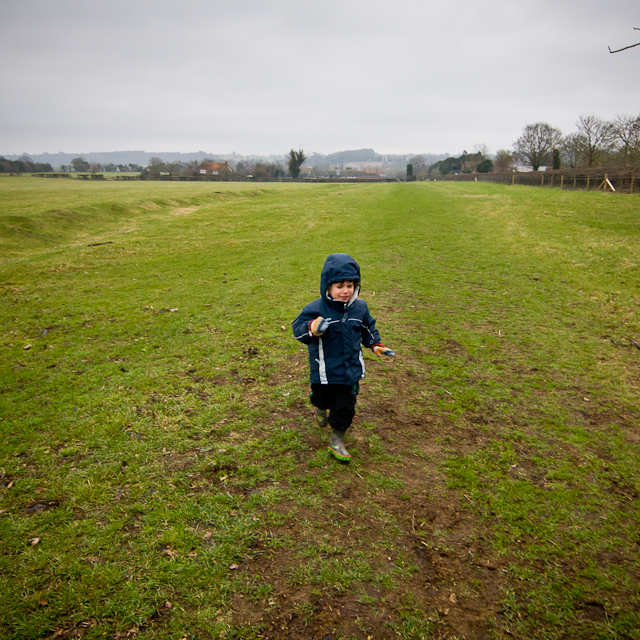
326, 384, 358, 461
310, 384, 331, 427
310, 384, 331, 410
328, 384, 359, 432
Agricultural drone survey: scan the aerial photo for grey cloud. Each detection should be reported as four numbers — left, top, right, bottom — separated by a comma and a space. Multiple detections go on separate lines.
1, 0, 638, 156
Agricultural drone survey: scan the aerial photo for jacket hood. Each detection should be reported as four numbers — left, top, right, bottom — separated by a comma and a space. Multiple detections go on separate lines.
320, 253, 361, 307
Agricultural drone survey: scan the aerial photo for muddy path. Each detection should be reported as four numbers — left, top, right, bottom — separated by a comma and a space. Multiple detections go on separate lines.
228, 353, 512, 640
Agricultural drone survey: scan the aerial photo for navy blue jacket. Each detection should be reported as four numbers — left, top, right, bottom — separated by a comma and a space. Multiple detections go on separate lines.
292, 254, 381, 385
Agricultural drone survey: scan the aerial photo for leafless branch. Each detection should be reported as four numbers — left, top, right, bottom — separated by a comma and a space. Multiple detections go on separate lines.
609, 42, 640, 53
609, 27, 640, 53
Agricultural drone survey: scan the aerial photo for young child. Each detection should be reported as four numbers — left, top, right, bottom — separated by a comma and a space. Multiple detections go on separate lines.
292, 253, 395, 461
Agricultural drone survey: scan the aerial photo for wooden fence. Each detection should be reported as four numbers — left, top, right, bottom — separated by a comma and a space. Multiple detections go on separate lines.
433, 168, 639, 194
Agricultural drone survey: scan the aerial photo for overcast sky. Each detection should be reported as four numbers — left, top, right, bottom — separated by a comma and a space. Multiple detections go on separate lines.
1, 0, 638, 158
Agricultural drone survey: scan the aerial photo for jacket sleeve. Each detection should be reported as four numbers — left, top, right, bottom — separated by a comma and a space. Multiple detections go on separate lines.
292, 302, 322, 345
359, 301, 381, 348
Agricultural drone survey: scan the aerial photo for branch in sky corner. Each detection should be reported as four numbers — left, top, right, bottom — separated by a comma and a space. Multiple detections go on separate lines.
608, 27, 640, 53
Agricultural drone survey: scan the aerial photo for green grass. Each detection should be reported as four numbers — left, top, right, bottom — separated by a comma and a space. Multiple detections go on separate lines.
1, 178, 639, 639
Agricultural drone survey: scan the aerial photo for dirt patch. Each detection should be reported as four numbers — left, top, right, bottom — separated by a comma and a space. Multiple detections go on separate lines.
229, 443, 507, 638
220, 355, 510, 639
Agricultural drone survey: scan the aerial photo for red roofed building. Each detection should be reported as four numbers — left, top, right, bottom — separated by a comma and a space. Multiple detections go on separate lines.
196, 161, 233, 176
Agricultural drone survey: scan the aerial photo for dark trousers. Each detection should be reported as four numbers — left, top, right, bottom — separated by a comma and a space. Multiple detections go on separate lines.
310, 383, 359, 432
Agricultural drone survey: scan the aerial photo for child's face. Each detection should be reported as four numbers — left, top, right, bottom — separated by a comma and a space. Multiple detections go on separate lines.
328, 280, 356, 302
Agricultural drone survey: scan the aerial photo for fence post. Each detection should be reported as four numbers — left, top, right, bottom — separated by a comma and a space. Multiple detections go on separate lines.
560, 175, 564, 190
541, 174, 544, 187
631, 174, 635, 194
598, 174, 616, 192
586, 175, 590, 191
512, 173, 515, 185
550, 174, 554, 188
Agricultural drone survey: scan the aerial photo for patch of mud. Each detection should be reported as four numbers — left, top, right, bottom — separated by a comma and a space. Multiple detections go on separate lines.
219, 354, 509, 639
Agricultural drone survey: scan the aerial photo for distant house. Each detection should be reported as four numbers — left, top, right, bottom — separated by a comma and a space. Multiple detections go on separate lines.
514, 164, 548, 172
196, 161, 233, 176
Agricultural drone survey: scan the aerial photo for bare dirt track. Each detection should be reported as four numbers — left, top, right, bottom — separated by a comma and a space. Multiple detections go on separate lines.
228, 353, 512, 640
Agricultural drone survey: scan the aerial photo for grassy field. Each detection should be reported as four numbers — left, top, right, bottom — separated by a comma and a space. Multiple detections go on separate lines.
1, 177, 639, 640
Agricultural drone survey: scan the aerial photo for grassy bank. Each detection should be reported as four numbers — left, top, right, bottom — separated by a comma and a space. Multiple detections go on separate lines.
1, 178, 639, 639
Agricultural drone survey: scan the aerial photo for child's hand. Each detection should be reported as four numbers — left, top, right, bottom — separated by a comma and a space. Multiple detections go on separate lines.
309, 317, 329, 336
372, 344, 395, 357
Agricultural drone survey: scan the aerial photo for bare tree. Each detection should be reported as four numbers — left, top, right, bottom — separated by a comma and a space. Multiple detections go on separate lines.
611, 113, 640, 167
513, 122, 562, 170
409, 155, 428, 178
608, 27, 640, 53
148, 157, 167, 172
575, 114, 615, 167
167, 161, 188, 174
560, 133, 583, 169
255, 162, 285, 179
493, 149, 514, 172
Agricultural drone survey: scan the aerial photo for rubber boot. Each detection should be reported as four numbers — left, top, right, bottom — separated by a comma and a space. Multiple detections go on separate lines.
328, 429, 351, 462
314, 407, 329, 427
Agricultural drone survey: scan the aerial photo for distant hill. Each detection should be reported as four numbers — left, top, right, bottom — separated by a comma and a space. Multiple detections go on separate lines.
307, 149, 447, 166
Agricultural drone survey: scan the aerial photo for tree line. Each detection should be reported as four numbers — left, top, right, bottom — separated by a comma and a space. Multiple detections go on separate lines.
61, 157, 143, 173
0, 156, 54, 173
136, 149, 307, 180
511, 113, 640, 171
0, 156, 145, 173
427, 113, 640, 177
